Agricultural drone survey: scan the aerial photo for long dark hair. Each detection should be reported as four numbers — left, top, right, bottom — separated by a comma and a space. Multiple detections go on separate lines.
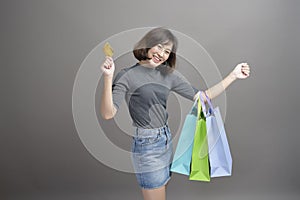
133, 27, 178, 70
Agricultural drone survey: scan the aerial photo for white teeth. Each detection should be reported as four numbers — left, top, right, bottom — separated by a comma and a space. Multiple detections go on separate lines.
153, 55, 161, 63
152, 56, 161, 63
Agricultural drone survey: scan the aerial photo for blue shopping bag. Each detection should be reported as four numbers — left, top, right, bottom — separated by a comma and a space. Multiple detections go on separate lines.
170, 100, 198, 175
199, 92, 233, 177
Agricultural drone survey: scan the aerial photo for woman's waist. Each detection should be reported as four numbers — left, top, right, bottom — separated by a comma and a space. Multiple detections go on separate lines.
134, 124, 170, 138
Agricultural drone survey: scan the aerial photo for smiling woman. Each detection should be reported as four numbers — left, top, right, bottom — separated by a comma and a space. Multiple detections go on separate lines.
133, 28, 178, 70
100, 27, 250, 200
146, 43, 172, 65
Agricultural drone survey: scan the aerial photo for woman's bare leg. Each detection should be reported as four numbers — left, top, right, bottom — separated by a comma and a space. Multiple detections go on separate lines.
141, 185, 166, 200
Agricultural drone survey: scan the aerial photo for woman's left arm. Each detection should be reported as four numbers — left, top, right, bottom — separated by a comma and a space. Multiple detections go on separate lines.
194, 63, 250, 101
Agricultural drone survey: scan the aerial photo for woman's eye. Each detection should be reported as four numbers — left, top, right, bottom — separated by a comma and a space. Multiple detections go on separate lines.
157, 44, 163, 50
165, 51, 170, 55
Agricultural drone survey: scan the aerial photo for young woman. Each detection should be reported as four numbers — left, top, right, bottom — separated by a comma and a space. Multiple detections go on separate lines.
100, 27, 250, 200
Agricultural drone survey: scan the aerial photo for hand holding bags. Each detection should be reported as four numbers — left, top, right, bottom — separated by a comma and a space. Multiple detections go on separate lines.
199, 92, 232, 177
189, 99, 210, 181
170, 100, 198, 175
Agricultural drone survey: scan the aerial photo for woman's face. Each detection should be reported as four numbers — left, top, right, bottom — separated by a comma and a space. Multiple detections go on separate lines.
146, 43, 173, 67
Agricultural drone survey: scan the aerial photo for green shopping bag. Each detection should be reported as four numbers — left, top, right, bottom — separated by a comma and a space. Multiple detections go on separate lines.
189, 99, 210, 182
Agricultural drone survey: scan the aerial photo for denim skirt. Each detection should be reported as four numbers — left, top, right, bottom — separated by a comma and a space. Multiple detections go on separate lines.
131, 124, 173, 189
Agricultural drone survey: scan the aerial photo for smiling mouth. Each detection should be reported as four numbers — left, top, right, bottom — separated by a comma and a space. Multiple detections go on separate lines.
152, 55, 162, 63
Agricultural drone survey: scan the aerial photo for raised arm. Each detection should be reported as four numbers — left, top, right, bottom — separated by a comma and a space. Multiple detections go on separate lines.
194, 63, 250, 101
100, 56, 117, 119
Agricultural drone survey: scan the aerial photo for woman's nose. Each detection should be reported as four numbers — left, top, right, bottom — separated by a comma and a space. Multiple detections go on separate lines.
158, 50, 164, 57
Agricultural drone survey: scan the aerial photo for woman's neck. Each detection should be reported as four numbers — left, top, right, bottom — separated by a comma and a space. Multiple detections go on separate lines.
139, 60, 157, 69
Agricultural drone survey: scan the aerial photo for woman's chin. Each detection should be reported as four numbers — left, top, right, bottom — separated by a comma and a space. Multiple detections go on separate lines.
149, 59, 162, 67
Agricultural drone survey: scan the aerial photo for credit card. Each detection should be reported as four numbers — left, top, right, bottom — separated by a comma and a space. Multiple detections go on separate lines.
103, 42, 114, 57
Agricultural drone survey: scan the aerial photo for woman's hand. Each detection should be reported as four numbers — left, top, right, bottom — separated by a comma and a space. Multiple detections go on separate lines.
231, 63, 251, 79
100, 56, 117, 119
203, 62, 251, 100
101, 56, 115, 77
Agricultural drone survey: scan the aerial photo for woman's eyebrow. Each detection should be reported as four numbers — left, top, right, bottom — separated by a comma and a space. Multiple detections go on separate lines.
163, 45, 172, 51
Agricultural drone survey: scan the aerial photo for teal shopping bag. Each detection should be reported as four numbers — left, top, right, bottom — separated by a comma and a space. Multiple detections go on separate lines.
199, 92, 232, 178
171, 100, 197, 175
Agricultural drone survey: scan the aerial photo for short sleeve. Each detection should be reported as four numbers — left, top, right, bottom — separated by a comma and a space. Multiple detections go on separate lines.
112, 70, 128, 110
171, 71, 199, 101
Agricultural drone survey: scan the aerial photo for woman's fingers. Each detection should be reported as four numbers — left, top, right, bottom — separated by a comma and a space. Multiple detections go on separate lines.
103, 56, 113, 69
241, 64, 250, 76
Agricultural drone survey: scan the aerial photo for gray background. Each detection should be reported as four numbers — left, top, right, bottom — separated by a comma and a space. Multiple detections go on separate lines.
1, 0, 300, 199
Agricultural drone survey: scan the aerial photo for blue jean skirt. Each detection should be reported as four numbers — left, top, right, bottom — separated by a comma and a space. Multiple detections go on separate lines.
131, 124, 173, 189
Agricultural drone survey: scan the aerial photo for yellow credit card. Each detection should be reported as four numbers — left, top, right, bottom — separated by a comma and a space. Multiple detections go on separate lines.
103, 42, 114, 57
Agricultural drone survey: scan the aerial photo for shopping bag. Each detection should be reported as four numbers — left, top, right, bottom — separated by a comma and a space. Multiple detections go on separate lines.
171, 100, 198, 175
199, 92, 232, 177
189, 99, 210, 182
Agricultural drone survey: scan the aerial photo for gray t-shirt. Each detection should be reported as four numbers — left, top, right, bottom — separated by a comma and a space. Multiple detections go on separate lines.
112, 63, 198, 128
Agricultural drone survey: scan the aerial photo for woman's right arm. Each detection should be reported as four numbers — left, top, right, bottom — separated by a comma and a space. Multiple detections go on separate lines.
100, 57, 117, 119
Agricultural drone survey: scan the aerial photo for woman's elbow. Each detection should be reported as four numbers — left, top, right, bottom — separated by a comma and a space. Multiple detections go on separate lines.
100, 107, 116, 120
101, 113, 114, 120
